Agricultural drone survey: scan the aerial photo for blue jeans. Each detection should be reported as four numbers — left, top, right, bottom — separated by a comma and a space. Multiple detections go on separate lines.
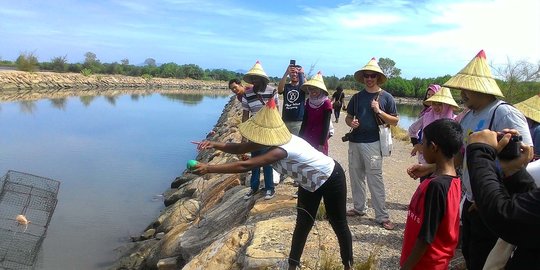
250, 149, 274, 192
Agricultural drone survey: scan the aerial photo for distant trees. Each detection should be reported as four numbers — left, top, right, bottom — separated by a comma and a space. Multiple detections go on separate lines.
2, 52, 538, 100
15, 51, 39, 72
492, 58, 540, 103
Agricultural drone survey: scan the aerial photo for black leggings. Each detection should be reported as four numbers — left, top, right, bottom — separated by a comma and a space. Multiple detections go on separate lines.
288, 161, 353, 267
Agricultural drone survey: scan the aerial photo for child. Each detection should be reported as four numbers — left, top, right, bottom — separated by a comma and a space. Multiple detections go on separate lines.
401, 119, 463, 270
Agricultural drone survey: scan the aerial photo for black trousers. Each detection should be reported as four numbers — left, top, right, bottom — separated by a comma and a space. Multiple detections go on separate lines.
462, 199, 498, 270
288, 161, 353, 267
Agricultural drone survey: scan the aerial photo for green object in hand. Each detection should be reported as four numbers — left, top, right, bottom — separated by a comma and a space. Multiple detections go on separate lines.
186, 159, 198, 170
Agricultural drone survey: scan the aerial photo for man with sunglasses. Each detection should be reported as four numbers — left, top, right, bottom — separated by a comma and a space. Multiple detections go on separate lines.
344, 57, 399, 230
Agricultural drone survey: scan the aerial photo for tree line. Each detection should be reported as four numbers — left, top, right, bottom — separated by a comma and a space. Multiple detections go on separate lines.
1, 52, 538, 103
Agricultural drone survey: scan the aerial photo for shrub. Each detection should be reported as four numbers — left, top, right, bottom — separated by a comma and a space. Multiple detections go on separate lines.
81, 68, 92, 76
15, 51, 39, 72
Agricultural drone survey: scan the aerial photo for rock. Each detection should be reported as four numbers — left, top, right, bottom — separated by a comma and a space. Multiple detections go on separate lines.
182, 226, 252, 270
156, 257, 179, 270
142, 228, 156, 240
178, 186, 254, 261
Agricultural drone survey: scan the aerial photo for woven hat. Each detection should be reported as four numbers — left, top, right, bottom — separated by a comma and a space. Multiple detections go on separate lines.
243, 61, 270, 84
301, 71, 328, 95
353, 57, 387, 85
425, 87, 459, 109
443, 50, 504, 97
238, 98, 292, 146
514, 93, 540, 123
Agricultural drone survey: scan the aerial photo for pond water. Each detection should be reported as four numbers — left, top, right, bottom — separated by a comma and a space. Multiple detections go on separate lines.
0, 92, 229, 270
0, 92, 422, 269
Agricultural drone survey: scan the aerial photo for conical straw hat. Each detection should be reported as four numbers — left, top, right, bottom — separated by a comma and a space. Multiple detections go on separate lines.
354, 57, 387, 85
301, 71, 328, 95
443, 50, 504, 97
425, 87, 459, 109
239, 98, 292, 146
243, 61, 270, 84
514, 93, 540, 123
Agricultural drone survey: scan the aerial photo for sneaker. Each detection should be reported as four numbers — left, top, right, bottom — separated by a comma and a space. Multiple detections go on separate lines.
381, 220, 395, 230
264, 189, 275, 200
292, 191, 298, 198
244, 189, 257, 200
346, 209, 366, 217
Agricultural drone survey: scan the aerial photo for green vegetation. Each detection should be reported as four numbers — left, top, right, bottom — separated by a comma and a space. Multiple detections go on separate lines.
1, 52, 538, 102
15, 51, 39, 72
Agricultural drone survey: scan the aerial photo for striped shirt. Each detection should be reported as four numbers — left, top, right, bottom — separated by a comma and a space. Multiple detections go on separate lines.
272, 135, 335, 192
241, 85, 279, 115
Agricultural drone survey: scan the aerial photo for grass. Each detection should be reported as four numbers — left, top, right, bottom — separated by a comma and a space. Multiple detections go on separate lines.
318, 244, 382, 270
391, 125, 410, 142
316, 202, 327, 221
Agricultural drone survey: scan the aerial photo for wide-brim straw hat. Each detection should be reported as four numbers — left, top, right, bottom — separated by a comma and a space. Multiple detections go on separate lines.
514, 93, 540, 123
425, 87, 460, 109
353, 57, 387, 85
301, 71, 328, 95
243, 61, 270, 84
238, 98, 292, 146
443, 50, 504, 97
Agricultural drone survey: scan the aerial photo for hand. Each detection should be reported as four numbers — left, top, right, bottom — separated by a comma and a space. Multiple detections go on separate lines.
407, 163, 435, 179
500, 143, 534, 177
350, 118, 360, 129
191, 162, 209, 175
469, 129, 521, 153
371, 100, 381, 114
191, 140, 215, 151
468, 129, 500, 149
410, 144, 422, 157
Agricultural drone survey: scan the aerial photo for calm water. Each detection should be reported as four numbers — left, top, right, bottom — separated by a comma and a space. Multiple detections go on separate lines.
0, 93, 421, 269
0, 92, 229, 269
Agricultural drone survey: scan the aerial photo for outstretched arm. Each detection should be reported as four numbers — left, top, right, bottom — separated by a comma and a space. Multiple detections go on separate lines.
192, 147, 287, 175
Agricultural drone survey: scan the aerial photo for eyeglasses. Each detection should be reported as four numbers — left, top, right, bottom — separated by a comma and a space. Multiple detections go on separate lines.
363, 73, 378, 79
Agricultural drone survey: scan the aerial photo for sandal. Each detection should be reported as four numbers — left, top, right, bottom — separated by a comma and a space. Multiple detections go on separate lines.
381, 220, 395, 230
346, 209, 365, 217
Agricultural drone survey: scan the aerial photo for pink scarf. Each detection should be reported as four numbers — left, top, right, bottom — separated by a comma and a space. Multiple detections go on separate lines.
422, 104, 455, 129
308, 92, 329, 108
419, 84, 442, 117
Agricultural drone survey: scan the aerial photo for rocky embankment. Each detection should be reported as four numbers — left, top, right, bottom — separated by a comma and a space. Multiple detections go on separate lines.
0, 70, 227, 101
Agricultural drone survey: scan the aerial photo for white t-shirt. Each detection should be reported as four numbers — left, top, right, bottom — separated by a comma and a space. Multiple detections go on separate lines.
272, 135, 335, 192
461, 100, 533, 202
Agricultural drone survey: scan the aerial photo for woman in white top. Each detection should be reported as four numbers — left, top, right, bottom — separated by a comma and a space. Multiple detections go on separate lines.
192, 98, 353, 270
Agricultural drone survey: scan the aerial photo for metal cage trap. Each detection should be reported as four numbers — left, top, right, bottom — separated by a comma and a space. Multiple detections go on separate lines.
0, 170, 60, 270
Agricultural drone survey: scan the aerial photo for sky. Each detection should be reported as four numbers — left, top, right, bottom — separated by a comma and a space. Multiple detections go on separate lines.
1, 0, 539, 79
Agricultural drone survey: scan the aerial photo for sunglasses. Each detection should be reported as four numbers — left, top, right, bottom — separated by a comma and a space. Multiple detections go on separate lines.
363, 73, 378, 79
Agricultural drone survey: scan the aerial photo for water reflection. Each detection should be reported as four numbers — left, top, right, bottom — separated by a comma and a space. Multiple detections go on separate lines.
50, 98, 67, 110
161, 93, 204, 105
10, 92, 230, 115
19, 100, 37, 114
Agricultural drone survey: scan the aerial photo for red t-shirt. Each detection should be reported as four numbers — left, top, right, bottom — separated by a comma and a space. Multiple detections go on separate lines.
400, 175, 461, 269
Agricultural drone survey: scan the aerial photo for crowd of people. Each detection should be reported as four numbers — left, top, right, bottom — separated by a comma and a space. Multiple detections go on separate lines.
192, 50, 538, 270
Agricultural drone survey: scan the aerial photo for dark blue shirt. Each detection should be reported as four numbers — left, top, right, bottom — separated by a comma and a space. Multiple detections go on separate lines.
281, 75, 306, 121
346, 89, 397, 143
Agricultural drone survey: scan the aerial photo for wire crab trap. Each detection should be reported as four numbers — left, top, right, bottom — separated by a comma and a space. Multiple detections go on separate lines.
0, 170, 60, 270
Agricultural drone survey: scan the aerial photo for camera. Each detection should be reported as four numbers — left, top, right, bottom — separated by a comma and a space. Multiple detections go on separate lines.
290, 59, 296, 66
342, 132, 352, 142
497, 133, 522, 160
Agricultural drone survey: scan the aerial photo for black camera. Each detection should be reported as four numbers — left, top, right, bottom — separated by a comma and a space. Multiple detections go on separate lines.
290, 59, 296, 66
497, 134, 522, 160
342, 132, 352, 142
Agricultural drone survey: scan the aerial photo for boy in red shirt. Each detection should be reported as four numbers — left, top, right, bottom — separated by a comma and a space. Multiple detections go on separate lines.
401, 119, 463, 270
